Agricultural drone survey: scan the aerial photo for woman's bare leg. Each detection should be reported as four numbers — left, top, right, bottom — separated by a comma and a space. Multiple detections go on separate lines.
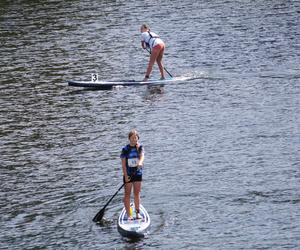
124, 182, 132, 217
145, 47, 160, 78
133, 181, 141, 215
156, 46, 165, 78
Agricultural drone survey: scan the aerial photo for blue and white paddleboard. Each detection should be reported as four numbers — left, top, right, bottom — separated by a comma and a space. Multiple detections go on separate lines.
117, 204, 150, 238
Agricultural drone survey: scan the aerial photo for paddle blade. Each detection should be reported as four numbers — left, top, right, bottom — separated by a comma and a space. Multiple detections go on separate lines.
93, 208, 105, 222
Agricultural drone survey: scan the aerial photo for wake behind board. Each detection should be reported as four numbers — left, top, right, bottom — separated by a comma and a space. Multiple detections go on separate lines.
117, 204, 150, 238
67, 78, 176, 90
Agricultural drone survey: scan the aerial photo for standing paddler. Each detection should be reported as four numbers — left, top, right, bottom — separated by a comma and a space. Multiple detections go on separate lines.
120, 129, 145, 220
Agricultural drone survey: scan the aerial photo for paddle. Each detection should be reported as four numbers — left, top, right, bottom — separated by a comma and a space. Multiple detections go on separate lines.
93, 182, 125, 222
145, 47, 173, 78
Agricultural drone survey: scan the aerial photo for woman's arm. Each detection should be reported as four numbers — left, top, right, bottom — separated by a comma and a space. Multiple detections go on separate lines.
138, 152, 144, 167
141, 41, 146, 49
122, 158, 130, 182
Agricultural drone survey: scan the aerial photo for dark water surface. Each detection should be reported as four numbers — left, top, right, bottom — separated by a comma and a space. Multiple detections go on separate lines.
1, 0, 299, 249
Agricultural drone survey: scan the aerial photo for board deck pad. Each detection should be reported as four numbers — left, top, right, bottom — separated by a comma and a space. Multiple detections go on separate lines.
117, 204, 150, 238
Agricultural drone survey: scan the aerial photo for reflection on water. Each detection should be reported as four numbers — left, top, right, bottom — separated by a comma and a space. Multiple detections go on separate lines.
144, 85, 165, 100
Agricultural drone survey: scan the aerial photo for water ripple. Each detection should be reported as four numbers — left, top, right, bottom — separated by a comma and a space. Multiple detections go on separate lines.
1, 0, 299, 249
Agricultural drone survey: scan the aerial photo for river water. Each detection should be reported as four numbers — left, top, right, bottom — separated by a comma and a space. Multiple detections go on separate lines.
1, 0, 299, 249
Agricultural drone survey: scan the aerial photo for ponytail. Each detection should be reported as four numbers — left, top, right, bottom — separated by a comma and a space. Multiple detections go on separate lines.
141, 24, 150, 31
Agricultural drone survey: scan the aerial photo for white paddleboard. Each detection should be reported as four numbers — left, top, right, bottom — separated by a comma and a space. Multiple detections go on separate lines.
117, 204, 150, 238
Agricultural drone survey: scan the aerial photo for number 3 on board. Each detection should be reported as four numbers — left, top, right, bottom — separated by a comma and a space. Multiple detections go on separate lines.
91, 73, 98, 82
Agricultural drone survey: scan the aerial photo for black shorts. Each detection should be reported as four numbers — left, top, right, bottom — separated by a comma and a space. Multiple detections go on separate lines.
123, 174, 142, 183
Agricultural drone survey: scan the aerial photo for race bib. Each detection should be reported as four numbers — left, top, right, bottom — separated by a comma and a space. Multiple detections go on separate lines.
128, 158, 138, 168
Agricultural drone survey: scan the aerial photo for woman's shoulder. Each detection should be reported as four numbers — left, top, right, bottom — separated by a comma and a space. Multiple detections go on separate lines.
138, 144, 144, 154
120, 144, 130, 158
122, 144, 130, 150
141, 32, 149, 40
122, 144, 143, 150
150, 31, 159, 37
122, 144, 144, 152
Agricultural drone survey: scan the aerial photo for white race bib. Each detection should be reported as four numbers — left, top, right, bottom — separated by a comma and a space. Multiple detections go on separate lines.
128, 158, 138, 168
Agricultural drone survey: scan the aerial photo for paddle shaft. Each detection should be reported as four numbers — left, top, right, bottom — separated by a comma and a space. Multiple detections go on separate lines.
145, 47, 173, 78
93, 182, 125, 222
103, 183, 125, 210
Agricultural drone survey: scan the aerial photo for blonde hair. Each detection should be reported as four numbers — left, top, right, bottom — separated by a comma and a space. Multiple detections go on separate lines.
141, 24, 150, 31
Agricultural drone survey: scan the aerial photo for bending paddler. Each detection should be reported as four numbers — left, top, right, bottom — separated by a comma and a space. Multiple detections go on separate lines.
140, 24, 166, 81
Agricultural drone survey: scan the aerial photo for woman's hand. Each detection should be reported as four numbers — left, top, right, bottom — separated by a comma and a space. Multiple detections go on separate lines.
125, 175, 131, 183
137, 161, 143, 168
